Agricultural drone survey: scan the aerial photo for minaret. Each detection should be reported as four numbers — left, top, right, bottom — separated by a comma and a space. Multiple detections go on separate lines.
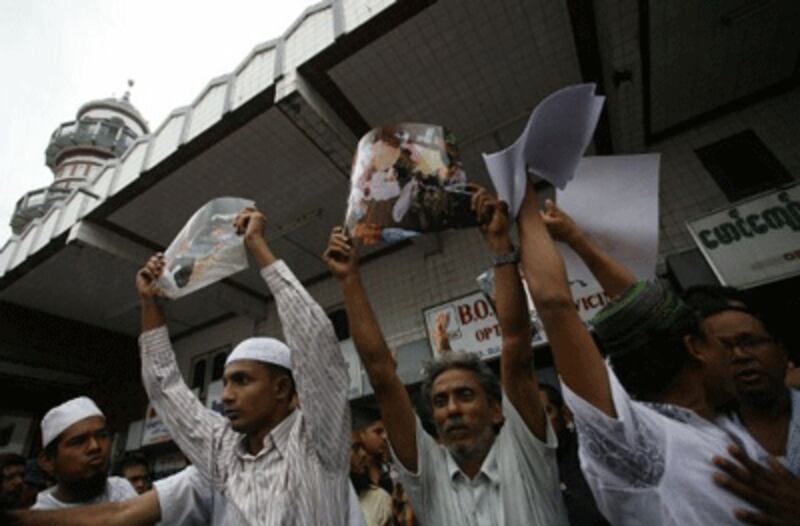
10, 81, 148, 234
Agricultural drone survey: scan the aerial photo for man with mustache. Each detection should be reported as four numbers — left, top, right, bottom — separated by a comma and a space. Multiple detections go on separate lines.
32, 397, 136, 510
323, 188, 568, 526
676, 286, 800, 523
681, 286, 798, 473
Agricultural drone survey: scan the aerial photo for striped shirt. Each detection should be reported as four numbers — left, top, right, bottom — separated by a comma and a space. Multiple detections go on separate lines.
140, 260, 351, 525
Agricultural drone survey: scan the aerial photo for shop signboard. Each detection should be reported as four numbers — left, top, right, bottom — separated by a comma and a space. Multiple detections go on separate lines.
423, 291, 502, 360
141, 388, 201, 446
141, 405, 171, 446
340, 339, 365, 398
687, 184, 800, 289
206, 380, 224, 415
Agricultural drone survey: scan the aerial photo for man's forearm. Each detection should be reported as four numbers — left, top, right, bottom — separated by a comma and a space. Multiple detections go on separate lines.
340, 270, 418, 472
247, 237, 277, 269
141, 298, 166, 332
568, 233, 636, 298
493, 236, 548, 437
7, 492, 159, 526
342, 274, 395, 384
518, 184, 615, 417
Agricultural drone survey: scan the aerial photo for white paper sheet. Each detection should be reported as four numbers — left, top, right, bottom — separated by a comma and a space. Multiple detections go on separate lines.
482, 84, 605, 216
557, 154, 661, 321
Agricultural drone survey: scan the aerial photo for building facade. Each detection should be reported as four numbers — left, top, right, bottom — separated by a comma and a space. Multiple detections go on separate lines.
0, 0, 797, 457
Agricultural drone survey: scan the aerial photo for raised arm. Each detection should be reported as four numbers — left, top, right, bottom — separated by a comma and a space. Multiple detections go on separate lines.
5, 490, 160, 526
517, 185, 615, 417
136, 256, 228, 480
236, 208, 350, 471
323, 227, 419, 472
473, 188, 547, 439
541, 198, 635, 298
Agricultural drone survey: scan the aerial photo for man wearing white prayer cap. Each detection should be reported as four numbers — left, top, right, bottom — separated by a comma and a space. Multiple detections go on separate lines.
134, 206, 353, 525
33, 397, 136, 510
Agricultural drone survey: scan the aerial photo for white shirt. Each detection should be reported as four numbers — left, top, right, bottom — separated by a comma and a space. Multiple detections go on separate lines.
32, 476, 136, 509
562, 365, 765, 525
358, 485, 393, 526
717, 387, 800, 476
391, 396, 568, 526
154, 466, 246, 525
348, 483, 369, 526
140, 260, 351, 525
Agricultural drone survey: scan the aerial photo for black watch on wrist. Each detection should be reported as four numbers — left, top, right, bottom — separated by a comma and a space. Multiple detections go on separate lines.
491, 244, 519, 267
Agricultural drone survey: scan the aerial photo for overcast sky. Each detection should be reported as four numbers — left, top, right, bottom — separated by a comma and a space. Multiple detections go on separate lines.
0, 0, 317, 242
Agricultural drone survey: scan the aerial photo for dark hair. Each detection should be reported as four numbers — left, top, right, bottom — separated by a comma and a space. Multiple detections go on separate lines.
682, 285, 750, 318
420, 351, 502, 418
0, 453, 25, 474
263, 363, 296, 399
607, 309, 698, 401
115, 452, 149, 476
538, 383, 564, 409
681, 285, 778, 340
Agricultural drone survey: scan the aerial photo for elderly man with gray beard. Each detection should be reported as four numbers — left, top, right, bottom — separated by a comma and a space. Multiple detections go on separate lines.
323, 188, 568, 526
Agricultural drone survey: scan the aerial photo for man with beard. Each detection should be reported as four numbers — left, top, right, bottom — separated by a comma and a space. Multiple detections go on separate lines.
0, 454, 27, 510
323, 188, 567, 526
32, 397, 136, 509
350, 434, 393, 526
4, 465, 249, 525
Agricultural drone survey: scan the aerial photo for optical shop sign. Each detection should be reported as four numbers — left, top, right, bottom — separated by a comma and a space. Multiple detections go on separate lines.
688, 184, 800, 289
424, 292, 501, 359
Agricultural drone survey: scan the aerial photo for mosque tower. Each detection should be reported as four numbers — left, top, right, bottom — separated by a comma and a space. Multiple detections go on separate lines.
10, 81, 148, 234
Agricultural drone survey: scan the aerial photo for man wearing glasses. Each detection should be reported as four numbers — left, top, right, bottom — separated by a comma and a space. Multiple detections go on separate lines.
683, 286, 798, 477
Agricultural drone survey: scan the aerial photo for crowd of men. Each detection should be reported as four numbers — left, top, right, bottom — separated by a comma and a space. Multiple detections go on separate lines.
1, 182, 799, 525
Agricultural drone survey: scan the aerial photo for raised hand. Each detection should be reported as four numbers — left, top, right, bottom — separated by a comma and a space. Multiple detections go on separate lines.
470, 185, 512, 253
713, 445, 800, 525
233, 206, 267, 251
136, 254, 166, 300
233, 206, 276, 268
322, 227, 358, 280
540, 198, 583, 245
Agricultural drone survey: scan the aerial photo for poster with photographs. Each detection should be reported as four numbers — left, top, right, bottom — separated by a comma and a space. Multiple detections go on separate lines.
159, 197, 253, 299
344, 124, 480, 245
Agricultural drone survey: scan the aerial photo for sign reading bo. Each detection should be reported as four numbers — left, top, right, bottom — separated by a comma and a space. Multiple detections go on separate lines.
423, 291, 501, 360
